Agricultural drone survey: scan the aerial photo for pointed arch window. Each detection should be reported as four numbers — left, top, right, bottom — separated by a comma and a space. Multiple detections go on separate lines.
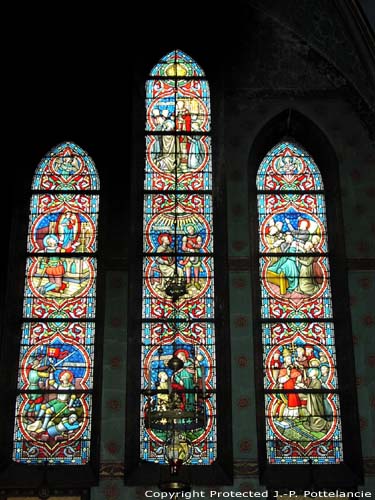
13, 142, 99, 465
257, 141, 343, 465
141, 49, 216, 466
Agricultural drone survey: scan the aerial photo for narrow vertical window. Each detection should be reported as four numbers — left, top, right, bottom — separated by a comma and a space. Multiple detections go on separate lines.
257, 141, 343, 464
13, 142, 99, 464
141, 50, 216, 465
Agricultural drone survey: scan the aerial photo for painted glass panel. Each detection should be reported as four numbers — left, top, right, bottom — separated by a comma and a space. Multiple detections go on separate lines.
141, 322, 216, 464
32, 142, 99, 191
142, 256, 215, 321
142, 52, 216, 465
258, 193, 328, 253
14, 394, 92, 464
262, 332, 338, 390
260, 256, 332, 319
146, 68, 210, 132
28, 194, 99, 253
150, 50, 205, 77
23, 257, 96, 319
145, 135, 211, 191
13, 143, 99, 465
143, 194, 213, 254
257, 141, 343, 464
17, 326, 95, 391
265, 395, 343, 464
256, 142, 323, 191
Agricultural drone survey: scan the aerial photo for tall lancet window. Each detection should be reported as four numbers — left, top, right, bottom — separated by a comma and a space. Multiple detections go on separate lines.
13, 142, 99, 464
141, 50, 216, 466
257, 141, 343, 464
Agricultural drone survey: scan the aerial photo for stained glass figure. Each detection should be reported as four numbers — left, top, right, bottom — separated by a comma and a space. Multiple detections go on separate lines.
32, 142, 99, 191
13, 143, 99, 464
257, 141, 343, 464
142, 51, 216, 466
146, 50, 210, 135
28, 194, 99, 253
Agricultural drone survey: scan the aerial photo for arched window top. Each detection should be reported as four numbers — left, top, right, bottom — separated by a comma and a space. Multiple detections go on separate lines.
149, 49, 205, 77
146, 51, 210, 134
256, 141, 324, 191
32, 141, 100, 191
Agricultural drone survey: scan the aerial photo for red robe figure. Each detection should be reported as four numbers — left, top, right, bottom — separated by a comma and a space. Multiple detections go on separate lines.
180, 225, 203, 290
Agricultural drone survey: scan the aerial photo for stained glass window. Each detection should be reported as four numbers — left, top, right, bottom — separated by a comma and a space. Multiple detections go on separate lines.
257, 141, 343, 464
13, 142, 99, 464
141, 50, 216, 465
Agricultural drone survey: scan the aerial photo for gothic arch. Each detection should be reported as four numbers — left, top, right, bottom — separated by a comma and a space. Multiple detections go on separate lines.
125, 49, 232, 487
248, 109, 363, 491
0, 141, 101, 492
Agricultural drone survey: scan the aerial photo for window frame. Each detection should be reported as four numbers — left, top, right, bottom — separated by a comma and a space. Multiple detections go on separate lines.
0, 143, 103, 492
125, 49, 233, 486
249, 109, 363, 492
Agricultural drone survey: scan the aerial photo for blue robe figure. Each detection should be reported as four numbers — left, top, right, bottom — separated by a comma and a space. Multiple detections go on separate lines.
268, 247, 300, 293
